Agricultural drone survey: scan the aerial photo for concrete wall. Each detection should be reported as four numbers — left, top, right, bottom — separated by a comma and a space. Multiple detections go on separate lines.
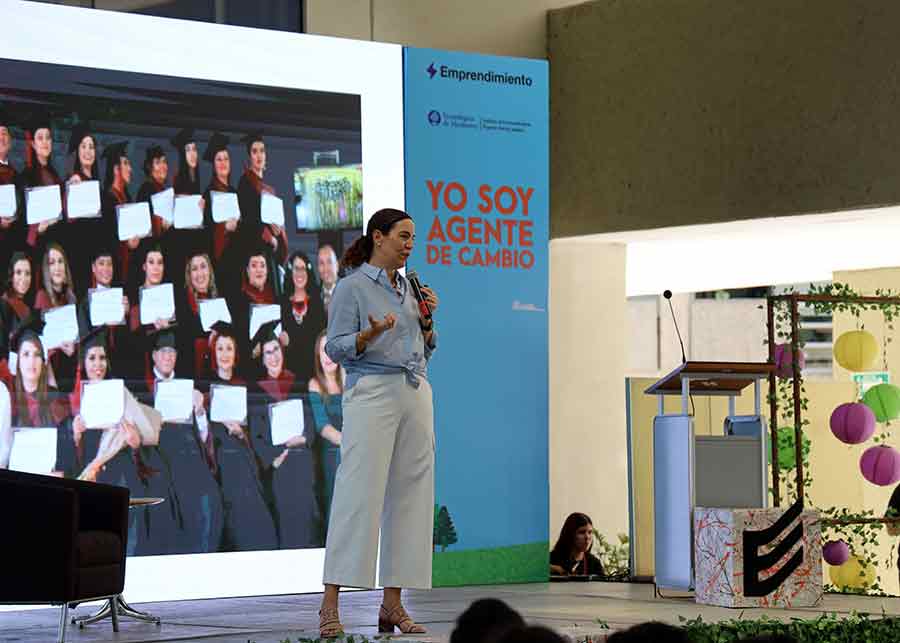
548, 0, 900, 238
550, 239, 629, 550
305, 0, 580, 59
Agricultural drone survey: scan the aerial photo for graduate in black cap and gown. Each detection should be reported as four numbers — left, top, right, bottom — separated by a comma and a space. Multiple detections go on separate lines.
57, 326, 109, 479
0, 252, 35, 389
249, 319, 319, 548
101, 141, 139, 291
230, 245, 283, 376
236, 131, 288, 270
76, 246, 129, 377
135, 145, 171, 263
175, 249, 221, 377
203, 321, 277, 551
21, 114, 64, 263
7, 315, 70, 476
202, 133, 241, 298
64, 123, 108, 296
0, 109, 24, 279
126, 239, 174, 380
139, 327, 223, 553
167, 128, 208, 294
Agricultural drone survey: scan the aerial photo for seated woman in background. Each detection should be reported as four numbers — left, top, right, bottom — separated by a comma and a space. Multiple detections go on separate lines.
549, 512, 605, 577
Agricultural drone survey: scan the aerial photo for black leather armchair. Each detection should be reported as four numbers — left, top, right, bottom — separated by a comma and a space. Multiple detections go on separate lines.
0, 468, 129, 643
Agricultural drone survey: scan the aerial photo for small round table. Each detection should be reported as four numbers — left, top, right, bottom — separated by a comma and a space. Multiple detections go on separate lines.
72, 497, 165, 630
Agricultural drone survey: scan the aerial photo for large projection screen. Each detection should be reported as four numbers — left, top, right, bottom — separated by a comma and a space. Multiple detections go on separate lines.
2, 0, 403, 602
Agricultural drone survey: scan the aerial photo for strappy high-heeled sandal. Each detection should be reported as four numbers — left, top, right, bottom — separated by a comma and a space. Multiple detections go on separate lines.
318, 606, 344, 638
378, 603, 426, 634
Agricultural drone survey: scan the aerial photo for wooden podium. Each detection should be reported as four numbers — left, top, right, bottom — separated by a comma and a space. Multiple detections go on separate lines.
644, 361, 773, 593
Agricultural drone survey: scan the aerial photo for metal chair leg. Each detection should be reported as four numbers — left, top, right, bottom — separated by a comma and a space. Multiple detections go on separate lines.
57, 604, 68, 643
110, 594, 120, 632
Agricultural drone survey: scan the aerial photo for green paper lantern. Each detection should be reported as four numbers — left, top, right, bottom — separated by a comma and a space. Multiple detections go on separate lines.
862, 383, 900, 423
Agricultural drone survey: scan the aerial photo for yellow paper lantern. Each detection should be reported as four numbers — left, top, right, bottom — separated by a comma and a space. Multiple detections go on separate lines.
833, 330, 878, 372
828, 554, 875, 589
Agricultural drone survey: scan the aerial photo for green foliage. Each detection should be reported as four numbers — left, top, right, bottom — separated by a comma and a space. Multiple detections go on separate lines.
432, 541, 549, 586
433, 505, 458, 552
820, 507, 889, 595
592, 531, 630, 580
680, 612, 900, 642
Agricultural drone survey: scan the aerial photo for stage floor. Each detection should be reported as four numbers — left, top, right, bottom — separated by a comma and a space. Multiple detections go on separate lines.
4, 582, 900, 642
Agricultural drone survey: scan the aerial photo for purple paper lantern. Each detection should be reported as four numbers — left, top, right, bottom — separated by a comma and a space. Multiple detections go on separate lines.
823, 539, 850, 566
860, 445, 900, 486
830, 403, 876, 445
774, 343, 805, 379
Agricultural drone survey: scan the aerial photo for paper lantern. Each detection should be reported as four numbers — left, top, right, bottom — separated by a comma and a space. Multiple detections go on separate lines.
828, 554, 875, 589
862, 383, 900, 422
822, 539, 850, 566
833, 330, 878, 372
829, 402, 876, 445
774, 343, 805, 379
860, 445, 900, 486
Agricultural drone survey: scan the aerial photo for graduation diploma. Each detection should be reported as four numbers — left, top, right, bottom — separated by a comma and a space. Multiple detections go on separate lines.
174, 195, 203, 229
25, 184, 62, 225
248, 304, 281, 340
199, 297, 232, 332
211, 190, 240, 223
269, 399, 305, 446
139, 283, 176, 325
9, 428, 57, 474
65, 180, 101, 219
155, 379, 194, 423
0, 184, 16, 218
81, 379, 125, 429
40, 304, 79, 350
117, 201, 152, 240
260, 192, 285, 227
89, 287, 125, 326
210, 384, 247, 423
150, 187, 175, 224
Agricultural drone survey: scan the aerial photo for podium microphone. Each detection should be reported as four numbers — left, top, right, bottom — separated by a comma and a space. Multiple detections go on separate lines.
406, 269, 432, 321
663, 289, 686, 364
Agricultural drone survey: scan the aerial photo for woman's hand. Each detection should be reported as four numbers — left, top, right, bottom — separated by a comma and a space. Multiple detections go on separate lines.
121, 296, 130, 316
0, 218, 11, 229
160, 217, 171, 231
420, 286, 439, 316
322, 425, 342, 447
366, 313, 396, 340
224, 421, 243, 437
121, 420, 141, 449
128, 236, 140, 250
73, 415, 86, 444
284, 434, 306, 449
154, 318, 170, 330
279, 331, 290, 347
273, 448, 290, 469
225, 219, 238, 232
60, 341, 75, 357
197, 197, 206, 211
80, 464, 99, 482
192, 389, 206, 417
549, 564, 567, 576
38, 220, 54, 234
68, 174, 82, 185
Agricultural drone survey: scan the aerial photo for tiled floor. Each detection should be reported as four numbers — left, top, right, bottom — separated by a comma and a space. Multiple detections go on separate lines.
2, 582, 899, 642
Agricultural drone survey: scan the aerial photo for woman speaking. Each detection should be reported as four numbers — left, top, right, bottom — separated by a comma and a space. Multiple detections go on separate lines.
318, 208, 439, 638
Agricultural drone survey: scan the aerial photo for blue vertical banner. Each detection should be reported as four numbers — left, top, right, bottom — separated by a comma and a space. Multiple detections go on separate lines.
403, 47, 549, 585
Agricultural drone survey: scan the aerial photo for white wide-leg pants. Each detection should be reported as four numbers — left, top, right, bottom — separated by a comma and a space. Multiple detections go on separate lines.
322, 373, 435, 589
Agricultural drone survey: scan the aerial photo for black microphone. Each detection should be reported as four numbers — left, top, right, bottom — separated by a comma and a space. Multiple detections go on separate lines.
406, 269, 432, 321
663, 289, 686, 364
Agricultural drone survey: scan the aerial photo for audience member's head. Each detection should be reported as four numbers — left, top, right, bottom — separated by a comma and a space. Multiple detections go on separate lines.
496, 625, 566, 643
450, 598, 525, 643
607, 621, 688, 643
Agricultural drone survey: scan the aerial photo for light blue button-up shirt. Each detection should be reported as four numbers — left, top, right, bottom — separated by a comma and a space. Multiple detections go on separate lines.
325, 262, 437, 389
